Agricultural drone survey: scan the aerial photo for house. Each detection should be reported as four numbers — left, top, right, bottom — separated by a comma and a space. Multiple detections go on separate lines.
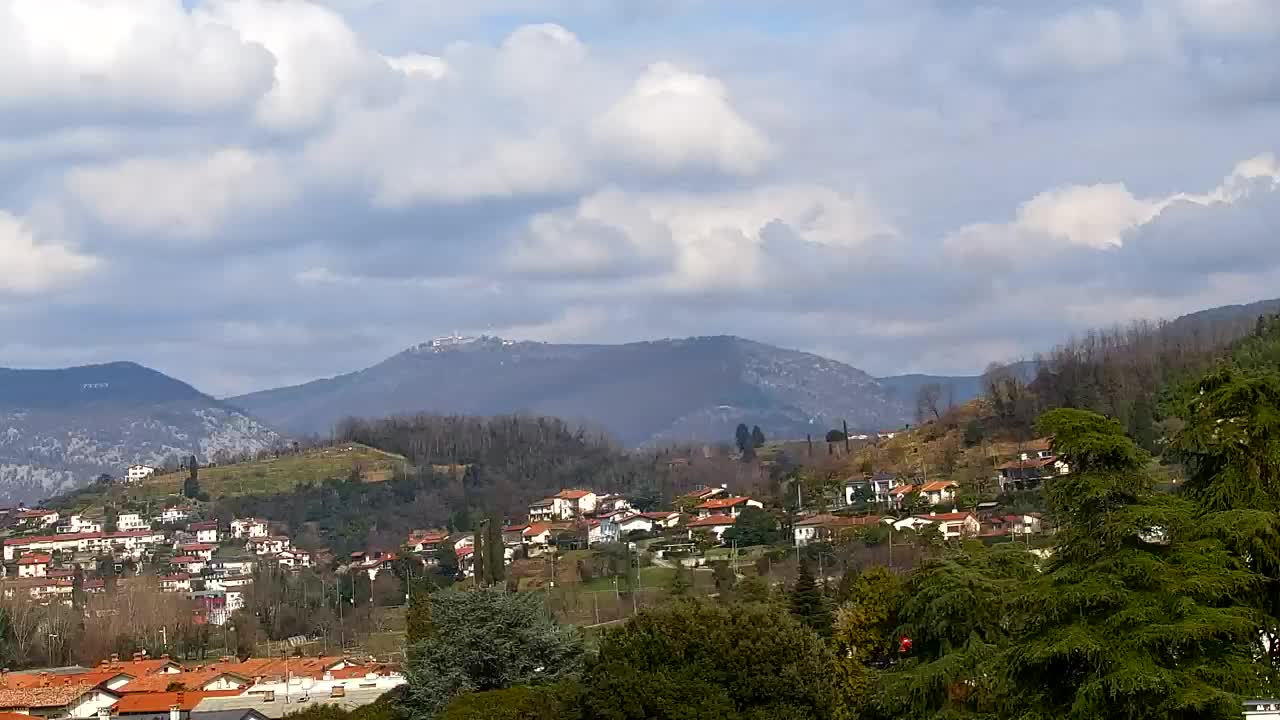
527, 498, 564, 523
593, 494, 632, 515
191, 708, 270, 720
117, 513, 150, 532
556, 489, 598, 517
16, 552, 51, 578
126, 464, 157, 483
188, 521, 219, 544
179, 544, 217, 561
793, 515, 882, 547
229, 519, 268, 539
92, 655, 183, 676
694, 496, 763, 519
208, 557, 256, 577
639, 511, 681, 528
891, 516, 936, 533
247, 536, 290, 556
0, 576, 75, 605
877, 430, 899, 441
118, 668, 250, 694
847, 472, 903, 505
274, 550, 312, 569
84, 578, 106, 594
1245, 699, 1280, 720
160, 574, 192, 592
14, 508, 60, 528
685, 515, 737, 543
615, 514, 658, 538
3, 668, 136, 693
920, 481, 959, 506
0, 680, 120, 718
986, 513, 1044, 537
57, 515, 104, 535
915, 512, 981, 540
4, 530, 161, 562
192, 686, 393, 719
159, 507, 193, 524
404, 530, 448, 554
997, 444, 1071, 491
677, 486, 726, 507
501, 525, 529, 547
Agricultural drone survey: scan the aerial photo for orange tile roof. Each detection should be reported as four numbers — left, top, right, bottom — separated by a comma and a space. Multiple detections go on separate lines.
919, 481, 957, 493
696, 496, 752, 510
889, 485, 916, 496
686, 515, 737, 528
115, 690, 240, 713
1, 670, 129, 690
0, 684, 101, 710
556, 489, 594, 500
796, 514, 882, 527
93, 658, 182, 676
916, 512, 975, 522
118, 669, 248, 694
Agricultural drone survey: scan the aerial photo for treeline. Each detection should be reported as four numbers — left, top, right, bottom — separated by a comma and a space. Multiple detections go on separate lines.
216, 415, 664, 554
983, 304, 1280, 450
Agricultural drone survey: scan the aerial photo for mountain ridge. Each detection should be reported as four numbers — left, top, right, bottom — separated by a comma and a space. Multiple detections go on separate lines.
229, 334, 912, 446
0, 360, 281, 504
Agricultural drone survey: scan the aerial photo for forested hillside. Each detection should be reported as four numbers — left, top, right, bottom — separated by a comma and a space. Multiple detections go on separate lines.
216, 415, 669, 554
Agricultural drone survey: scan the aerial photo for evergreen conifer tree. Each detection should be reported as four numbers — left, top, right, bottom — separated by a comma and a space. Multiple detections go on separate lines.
789, 561, 831, 636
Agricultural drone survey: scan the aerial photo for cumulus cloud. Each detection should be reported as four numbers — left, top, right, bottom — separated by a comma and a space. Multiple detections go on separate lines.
65, 148, 295, 239
0, 211, 97, 293
593, 63, 773, 176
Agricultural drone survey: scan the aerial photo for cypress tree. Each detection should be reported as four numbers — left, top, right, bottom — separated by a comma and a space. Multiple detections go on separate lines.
789, 561, 831, 636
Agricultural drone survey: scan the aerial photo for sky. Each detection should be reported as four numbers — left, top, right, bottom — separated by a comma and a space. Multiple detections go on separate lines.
2, 0, 1280, 396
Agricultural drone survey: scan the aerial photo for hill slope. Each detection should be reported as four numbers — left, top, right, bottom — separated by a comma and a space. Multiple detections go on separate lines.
230, 336, 914, 446
0, 362, 280, 504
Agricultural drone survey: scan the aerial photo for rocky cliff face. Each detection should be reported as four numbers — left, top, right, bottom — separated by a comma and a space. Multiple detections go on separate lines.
0, 362, 280, 503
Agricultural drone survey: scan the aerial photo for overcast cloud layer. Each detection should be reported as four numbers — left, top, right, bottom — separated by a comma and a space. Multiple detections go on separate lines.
2, 0, 1280, 395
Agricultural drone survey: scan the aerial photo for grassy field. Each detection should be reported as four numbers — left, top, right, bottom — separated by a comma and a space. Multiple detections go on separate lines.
133, 443, 406, 500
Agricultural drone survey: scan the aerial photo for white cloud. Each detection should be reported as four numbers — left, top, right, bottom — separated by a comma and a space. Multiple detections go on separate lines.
0, 0, 275, 114
1174, 0, 1280, 38
385, 53, 448, 79
998, 6, 1181, 74
509, 185, 894, 292
0, 211, 97, 293
66, 148, 294, 238
494, 23, 588, 97
593, 63, 773, 176
946, 152, 1280, 259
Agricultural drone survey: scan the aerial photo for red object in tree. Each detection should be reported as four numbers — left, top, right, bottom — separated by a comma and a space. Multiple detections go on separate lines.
899, 636, 912, 654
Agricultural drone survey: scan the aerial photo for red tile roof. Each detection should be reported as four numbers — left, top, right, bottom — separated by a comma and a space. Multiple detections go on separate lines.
686, 515, 737, 528
917, 512, 976, 522
696, 496, 753, 510
187, 521, 218, 530
556, 489, 594, 500
17, 553, 51, 565
118, 669, 248, 694
93, 658, 183, 676
920, 481, 958, 493
0, 684, 103, 710
115, 690, 241, 713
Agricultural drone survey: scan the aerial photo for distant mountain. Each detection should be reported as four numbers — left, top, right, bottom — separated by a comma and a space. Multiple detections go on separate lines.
0, 362, 280, 504
877, 361, 1040, 408
229, 336, 915, 446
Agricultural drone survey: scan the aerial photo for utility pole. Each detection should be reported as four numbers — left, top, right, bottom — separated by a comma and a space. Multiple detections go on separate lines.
631, 547, 638, 616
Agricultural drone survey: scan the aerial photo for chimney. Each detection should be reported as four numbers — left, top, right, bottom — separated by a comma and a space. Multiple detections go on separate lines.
111, 653, 119, 662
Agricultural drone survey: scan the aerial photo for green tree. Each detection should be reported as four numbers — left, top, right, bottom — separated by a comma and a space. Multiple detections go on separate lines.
832, 566, 902, 717
789, 561, 831, 637
825, 429, 845, 443
434, 543, 459, 582
874, 543, 1038, 719
722, 506, 779, 547
486, 516, 506, 584
1002, 408, 1277, 720
439, 685, 578, 720
403, 588, 583, 718
183, 455, 201, 499
735, 574, 771, 604
735, 424, 752, 454
581, 601, 838, 720
710, 560, 736, 596
751, 425, 767, 448
404, 582, 432, 644
668, 565, 692, 597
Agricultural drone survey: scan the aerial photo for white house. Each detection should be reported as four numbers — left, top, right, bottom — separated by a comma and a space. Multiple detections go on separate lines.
686, 515, 737, 543
14, 508, 60, 527
594, 494, 633, 515
0, 682, 120, 718
126, 464, 157, 483
1245, 699, 1280, 719
16, 552, 51, 578
919, 481, 959, 506
276, 549, 312, 568
891, 516, 936, 533
639, 511, 682, 528
616, 514, 659, 537
160, 574, 192, 592
793, 515, 883, 547
179, 543, 217, 561
188, 520, 220, 543
695, 496, 763, 519
248, 536, 291, 555
916, 512, 981, 540
159, 506, 192, 524
230, 518, 269, 539
57, 514, 103, 534
528, 498, 567, 523
556, 489, 598, 517
116, 513, 150, 532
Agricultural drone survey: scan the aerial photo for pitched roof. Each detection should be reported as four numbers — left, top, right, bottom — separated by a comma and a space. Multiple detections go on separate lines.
919, 481, 958, 492
17, 553, 51, 564
889, 485, 916, 496
1, 670, 130, 690
686, 515, 737, 528
795, 514, 882, 528
119, 669, 248, 694
218, 657, 346, 681
0, 683, 106, 709
116, 690, 242, 713
188, 521, 218, 530
556, 489, 594, 500
916, 512, 975, 522
93, 658, 183, 676
696, 496, 753, 510
638, 511, 677, 520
